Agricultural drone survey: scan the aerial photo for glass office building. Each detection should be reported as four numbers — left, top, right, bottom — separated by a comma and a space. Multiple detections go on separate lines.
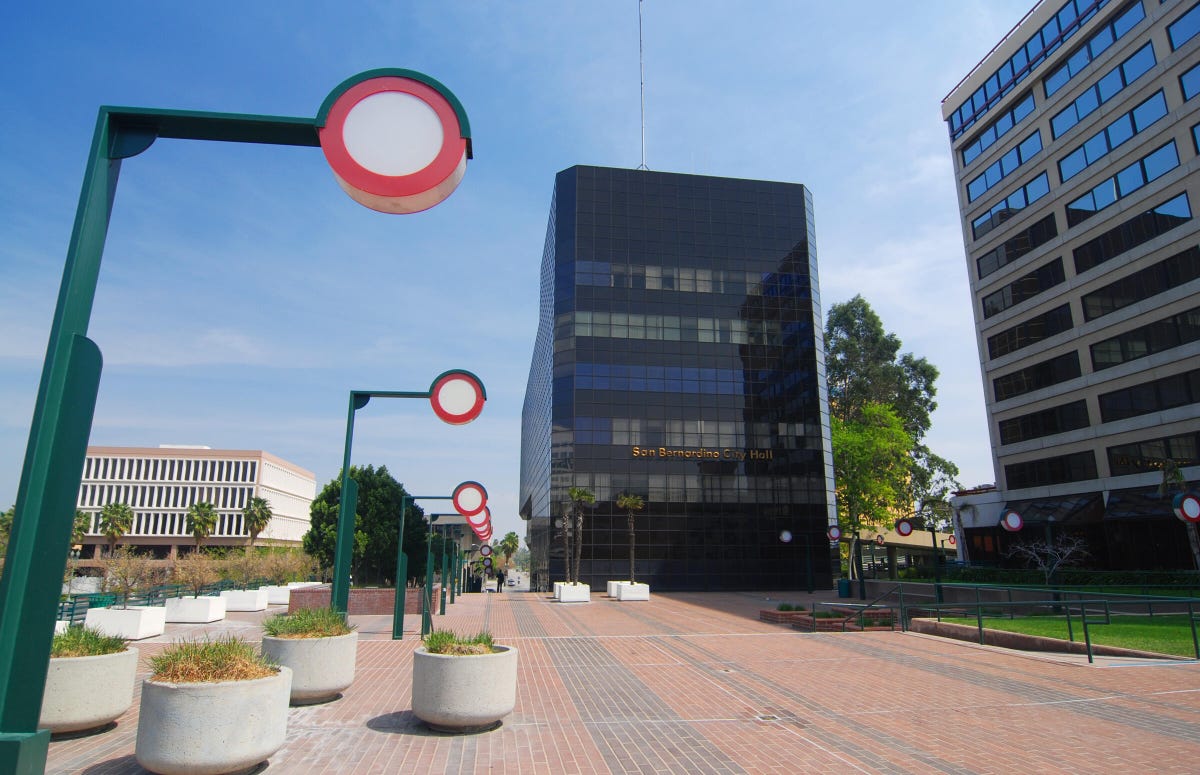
519, 166, 836, 591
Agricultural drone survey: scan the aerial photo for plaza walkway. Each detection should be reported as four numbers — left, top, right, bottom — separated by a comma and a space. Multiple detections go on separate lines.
46, 588, 1200, 774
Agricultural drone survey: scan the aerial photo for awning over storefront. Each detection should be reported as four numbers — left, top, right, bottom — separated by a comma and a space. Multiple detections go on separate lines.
1000, 493, 1104, 526
1105, 482, 1198, 520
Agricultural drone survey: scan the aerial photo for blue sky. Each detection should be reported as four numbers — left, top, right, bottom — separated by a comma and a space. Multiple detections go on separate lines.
1, 1, 1033, 542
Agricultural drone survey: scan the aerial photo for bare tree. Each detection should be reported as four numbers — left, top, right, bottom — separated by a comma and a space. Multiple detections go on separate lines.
1005, 536, 1090, 586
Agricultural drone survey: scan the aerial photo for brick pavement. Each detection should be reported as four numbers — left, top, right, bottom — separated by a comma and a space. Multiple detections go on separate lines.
43, 589, 1200, 774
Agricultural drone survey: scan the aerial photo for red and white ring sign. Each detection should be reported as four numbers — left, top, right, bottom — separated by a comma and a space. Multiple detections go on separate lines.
1000, 510, 1023, 532
318, 69, 472, 214
429, 370, 486, 426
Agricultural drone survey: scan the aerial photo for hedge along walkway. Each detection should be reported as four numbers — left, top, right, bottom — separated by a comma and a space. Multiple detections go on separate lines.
45, 589, 1200, 774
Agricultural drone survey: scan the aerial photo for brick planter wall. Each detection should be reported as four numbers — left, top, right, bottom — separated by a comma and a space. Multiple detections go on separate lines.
288, 585, 438, 615
758, 609, 809, 625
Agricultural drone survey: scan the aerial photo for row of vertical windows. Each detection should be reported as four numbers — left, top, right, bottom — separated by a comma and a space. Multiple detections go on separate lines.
562, 472, 826, 506
998, 399, 1091, 444
982, 257, 1067, 318
126, 511, 246, 537
1180, 62, 1200, 99
988, 304, 1074, 358
1005, 449, 1098, 488
993, 351, 1083, 402
576, 262, 768, 294
1074, 192, 1192, 273
572, 311, 764, 345
1044, 1, 1147, 97
1051, 42, 1157, 139
949, 0, 1111, 139
1066, 141, 1180, 227
83, 456, 257, 484
576, 417, 748, 448
1058, 90, 1168, 182
962, 93, 1037, 167
1090, 305, 1200, 369
1082, 244, 1200, 320
78, 483, 253, 511
1168, 2, 1200, 50
973, 172, 1052, 239
1108, 431, 1200, 475
977, 214, 1059, 278
968, 132, 1044, 202
1098, 367, 1200, 421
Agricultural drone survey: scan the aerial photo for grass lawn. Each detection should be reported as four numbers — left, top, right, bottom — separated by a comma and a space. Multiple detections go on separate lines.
942, 614, 1200, 658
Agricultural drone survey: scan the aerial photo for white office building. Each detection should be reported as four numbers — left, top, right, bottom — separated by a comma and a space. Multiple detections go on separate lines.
944, 0, 1200, 568
77, 445, 316, 557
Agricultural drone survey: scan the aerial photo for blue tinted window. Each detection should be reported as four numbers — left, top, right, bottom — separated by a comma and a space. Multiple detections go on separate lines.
1066, 142, 1180, 227
961, 92, 1036, 168
1132, 91, 1168, 132
949, 0, 1113, 138
973, 172, 1051, 239
1058, 91, 1165, 182
1044, 2, 1146, 98
1181, 62, 1200, 100
966, 131, 1042, 202
1169, 2, 1200, 50
1059, 147, 1087, 180
1193, 123, 1200, 153
1051, 43, 1157, 139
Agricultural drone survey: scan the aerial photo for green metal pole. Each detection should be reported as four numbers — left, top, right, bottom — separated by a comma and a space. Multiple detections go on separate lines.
439, 528, 449, 615
423, 527, 435, 635
392, 495, 410, 640
931, 528, 943, 604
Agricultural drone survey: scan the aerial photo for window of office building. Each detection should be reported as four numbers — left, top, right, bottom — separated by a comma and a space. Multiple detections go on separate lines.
982, 257, 1066, 318
1073, 192, 1192, 273
973, 172, 1052, 239
1058, 90, 1168, 182
962, 93, 1037, 167
1090, 305, 1200, 370
1044, 1, 1147, 97
988, 304, 1074, 359
1108, 431, 1200, 475
977, 213, 1059, 279
1169, 2, 1200, 50
1081, 245, 1200, 320
993, 351, 1082, 401
1098, 367, 1200, 421
968, 132, 1043, 202
1066, 141, 1179, 227
949, 0, 1112, 140
1182, 61, 1200, 100
1051, 42, 1157, 139
1005, 450, 1098, 488
999, 399, 1090, 444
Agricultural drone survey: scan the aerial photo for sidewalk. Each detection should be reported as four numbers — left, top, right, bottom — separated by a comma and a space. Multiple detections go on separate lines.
46, 588, 1200, 774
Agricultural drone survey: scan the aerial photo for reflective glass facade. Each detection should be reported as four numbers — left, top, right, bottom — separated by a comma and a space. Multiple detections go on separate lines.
520, 166, 835, 592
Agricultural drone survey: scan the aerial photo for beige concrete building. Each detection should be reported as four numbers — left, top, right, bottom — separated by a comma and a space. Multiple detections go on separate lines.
944, 0, 1200, 568
78, 445, 315, 557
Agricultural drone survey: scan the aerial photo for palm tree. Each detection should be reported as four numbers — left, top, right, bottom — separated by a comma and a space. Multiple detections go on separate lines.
499, 531, 520, 567
242, 496, 273, 550
186, 502, 218, 549
72, 509, 92, 546
567, 487, 595, 584
99, 502, 134, 556
616, 493, 644, 583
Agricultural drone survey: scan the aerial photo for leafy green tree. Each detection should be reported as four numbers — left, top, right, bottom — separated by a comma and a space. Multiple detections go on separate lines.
301, 465, 427, 586
99, 502, 135, 556
831, 403, 912, 591
567, 486, 595, 584
242, 496, 273, 549
186, 502, 218, 549
616, 493, 644, 583
1, 504, 15, 558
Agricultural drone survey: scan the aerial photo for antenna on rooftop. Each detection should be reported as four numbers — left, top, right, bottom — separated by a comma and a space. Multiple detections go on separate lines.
638, 0, 648, 170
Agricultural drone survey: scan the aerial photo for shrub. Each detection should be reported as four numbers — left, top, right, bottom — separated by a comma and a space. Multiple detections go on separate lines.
777, 603, 794, 612
265, 549, 317, 585
172, 551, 218, 598
149, 636, 276, 683
811, 611, 840, 619
51, 625, 126, 658
262, 606, 354, 639
423, 630, 495, 655
103, 547, 156, 606
221, 552, 266, 590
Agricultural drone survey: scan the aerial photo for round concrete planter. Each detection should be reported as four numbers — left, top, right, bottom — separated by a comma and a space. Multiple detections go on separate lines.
261, 631, 357, 705
411, 645, 518, 732
134, 666, 291, 775
40, 647, 138, 734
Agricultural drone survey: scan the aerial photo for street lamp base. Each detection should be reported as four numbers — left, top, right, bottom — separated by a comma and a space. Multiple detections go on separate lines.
0, 729, 51, 775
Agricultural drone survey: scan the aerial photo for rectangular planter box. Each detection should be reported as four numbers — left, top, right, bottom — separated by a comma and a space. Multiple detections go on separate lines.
260, 586, 292, 605
220, 589, 269, 612
607, 580, 630, 597
553, 582, 564, 600
558, 583, 590, 603
616, 583, 649, 601
758, 609, 807, 625
165, 596, 226, 623
84, 606, 166, 640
